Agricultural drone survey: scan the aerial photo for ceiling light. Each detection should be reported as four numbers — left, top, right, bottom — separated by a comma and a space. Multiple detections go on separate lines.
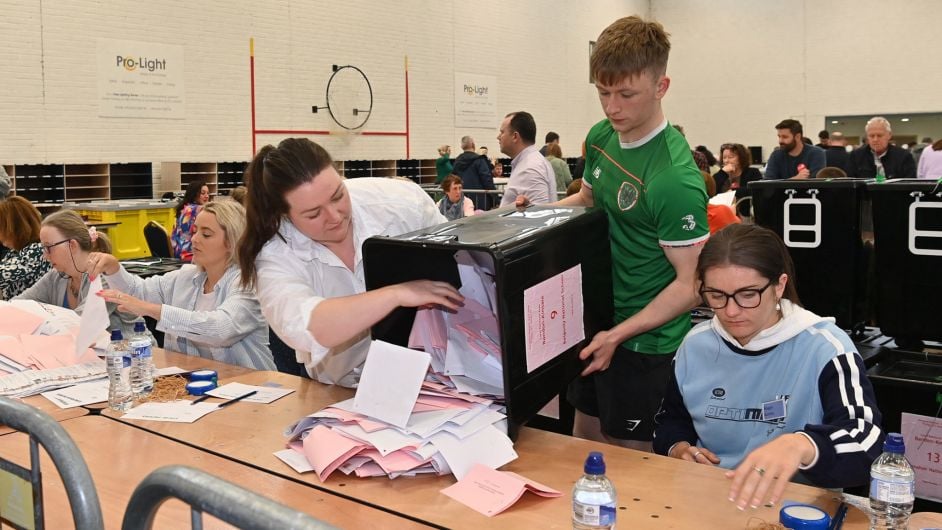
901, 118, 911, 122
831, 120, 839, 124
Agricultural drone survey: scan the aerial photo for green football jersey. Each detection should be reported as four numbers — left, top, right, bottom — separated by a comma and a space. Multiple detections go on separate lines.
583, 120, 708, 354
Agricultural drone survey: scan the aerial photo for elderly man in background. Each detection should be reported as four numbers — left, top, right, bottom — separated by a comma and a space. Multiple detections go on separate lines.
846, 117, 915, 180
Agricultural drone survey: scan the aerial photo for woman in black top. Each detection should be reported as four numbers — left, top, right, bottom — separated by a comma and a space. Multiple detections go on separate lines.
714, 143, 762, 217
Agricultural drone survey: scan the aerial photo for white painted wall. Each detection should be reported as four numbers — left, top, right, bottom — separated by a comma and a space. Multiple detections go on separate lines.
654, 0, 941, 161
0, 0, 645, 175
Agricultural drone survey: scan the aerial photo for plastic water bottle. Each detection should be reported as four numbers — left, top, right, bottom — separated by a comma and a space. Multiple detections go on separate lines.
129, 321, 154, 397
869, 432, 915, 529
572, 451, 616, 530
105, 330, 133, 411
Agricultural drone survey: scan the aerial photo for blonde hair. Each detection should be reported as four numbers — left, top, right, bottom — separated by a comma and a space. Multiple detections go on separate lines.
42, 209, 112, 254
199, 200, 246, 268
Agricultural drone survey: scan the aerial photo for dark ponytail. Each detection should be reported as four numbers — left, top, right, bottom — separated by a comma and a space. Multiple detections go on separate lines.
696, 224, 801, 305
177, 180, 206, 216
238, 138, 335, 289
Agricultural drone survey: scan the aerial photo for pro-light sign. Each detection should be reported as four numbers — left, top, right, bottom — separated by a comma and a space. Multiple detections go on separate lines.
98, 38, 184, 119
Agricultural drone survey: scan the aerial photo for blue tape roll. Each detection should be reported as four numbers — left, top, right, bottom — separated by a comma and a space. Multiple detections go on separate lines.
185, 380, 217, 396
189, 370, 218, 385
779, 503, 831, 529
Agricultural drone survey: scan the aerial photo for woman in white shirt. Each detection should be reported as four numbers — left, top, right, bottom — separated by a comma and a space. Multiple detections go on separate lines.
237, 138, 463, 386
87, 201, 274, 370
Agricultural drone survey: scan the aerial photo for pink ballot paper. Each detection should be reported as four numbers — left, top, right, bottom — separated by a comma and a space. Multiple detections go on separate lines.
441, 463, 562, 517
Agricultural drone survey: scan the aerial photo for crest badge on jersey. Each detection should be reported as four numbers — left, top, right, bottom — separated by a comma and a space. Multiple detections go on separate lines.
617, 181, 639, 211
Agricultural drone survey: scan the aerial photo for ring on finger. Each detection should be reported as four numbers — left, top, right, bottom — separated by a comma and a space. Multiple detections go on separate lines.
693, 451, 703, 460
753, 465, 765, 476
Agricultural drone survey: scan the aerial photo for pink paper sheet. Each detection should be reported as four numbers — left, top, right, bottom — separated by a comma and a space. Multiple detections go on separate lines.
441, 463, 562, 517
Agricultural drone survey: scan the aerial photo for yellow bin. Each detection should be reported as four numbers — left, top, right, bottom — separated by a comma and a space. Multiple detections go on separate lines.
71, 200, 177, 260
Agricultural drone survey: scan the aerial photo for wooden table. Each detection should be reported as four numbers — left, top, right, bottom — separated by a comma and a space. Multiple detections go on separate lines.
0, 416, 432, 529
84, 348, 254, 411
104, 371, 871, 528
0, 395, 88, 436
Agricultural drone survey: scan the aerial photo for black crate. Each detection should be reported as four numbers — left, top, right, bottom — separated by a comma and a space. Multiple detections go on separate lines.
363, 206, 613, 440
867, 179, 942, 344
749, 179, 870, 329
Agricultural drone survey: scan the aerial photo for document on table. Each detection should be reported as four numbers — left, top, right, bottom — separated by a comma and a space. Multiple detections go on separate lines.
41, 379, 109, 408
121, 401, 219, 423
206, 382, 295, 404
353, 340, 430, 429
0, 305, 45, 336
522, 264, 585, 373
441, 463, 562, 517
74, 275, 110, 354
155, 366, 188, 377
901, 412, 942, 502
429, 424, 518, 480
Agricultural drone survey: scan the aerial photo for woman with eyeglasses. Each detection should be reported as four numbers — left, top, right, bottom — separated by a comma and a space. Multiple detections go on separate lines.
14, 209, 134, 333
0, 196, 51, 299
653, 224, 883, 510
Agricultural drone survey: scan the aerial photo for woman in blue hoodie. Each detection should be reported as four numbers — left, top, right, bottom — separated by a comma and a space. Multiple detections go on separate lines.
653, 224, 883, 511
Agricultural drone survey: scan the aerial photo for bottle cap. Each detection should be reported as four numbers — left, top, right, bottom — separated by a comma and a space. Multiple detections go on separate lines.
134, 320, 146, 332
185, 380, 217, 395
190, 370, 218, 385
779, 503, 830, 529
584, 451, 606, 475
884, 432, 905, 453
110, 329, 123, 341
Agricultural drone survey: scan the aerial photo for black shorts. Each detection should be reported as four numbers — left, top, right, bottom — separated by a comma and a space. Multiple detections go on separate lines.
567, 346, 675, 441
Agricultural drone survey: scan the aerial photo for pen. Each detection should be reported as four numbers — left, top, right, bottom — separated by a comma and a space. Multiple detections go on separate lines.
216, 390, 257, 408
829, 502, 848, 530
190, 394, 211, 405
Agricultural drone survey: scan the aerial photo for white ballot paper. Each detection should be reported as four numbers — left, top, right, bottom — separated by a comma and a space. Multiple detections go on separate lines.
74, 276, 110, 354
353, 340, 430, 429
42, 379, 109, 408
121, 401, 219, 423
206, 382, 295, 404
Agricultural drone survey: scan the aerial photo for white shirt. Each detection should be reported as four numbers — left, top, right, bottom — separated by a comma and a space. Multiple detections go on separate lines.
500, 144, 557, 206
255, 177, 446, 386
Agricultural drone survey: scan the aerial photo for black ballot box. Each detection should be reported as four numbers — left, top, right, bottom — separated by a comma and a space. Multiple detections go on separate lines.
749, 179, 870, 330
362, 206, 613, 440
867, 179, 942, 344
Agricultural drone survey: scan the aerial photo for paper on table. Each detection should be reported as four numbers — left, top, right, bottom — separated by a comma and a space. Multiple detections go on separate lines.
273, 449, 315, 473
0, 305, 45, 336
901, 412, 942, 502
302, 424, 368, 482
41, 379, 109, 408
352, 340, 430, 429
19, 334, 94, 369
206, 382, 295, 404
430, 424, 518, 480
441, 463, 562, 517
74, 276, 109, 354
709, 189, 737, 207
155, 366, 188, 377
121, 401, 220, 423
523, 264, 585, 373
0, 336, 32, 370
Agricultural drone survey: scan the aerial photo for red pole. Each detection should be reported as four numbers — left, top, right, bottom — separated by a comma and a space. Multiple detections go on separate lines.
250, 38, 257, 156
404, 56, 410, 158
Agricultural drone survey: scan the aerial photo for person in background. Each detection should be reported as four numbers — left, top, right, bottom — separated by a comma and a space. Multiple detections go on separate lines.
172, 180, 210, 262
88, 201, 274, 371
497, 111, 556, 206
229, 185, 248, 206
238, 138, 463, 386
816, 129, 830, 148
545, 142, 573, 195
539, 131, 560, 156
763, 119, 826, 180
823, 131, 850, 171
0, 196, 52, 299
912, 136, 933, 166
845, 116, 915, 180
435, 145, 453, 184
702, 171, 740, 234
453, 136, 495, 211
437, 174, 475, 221
572, 141, 587, 181
0, 165, 10, 198
654, 224, 882, 509
917, 138, 942, 179
491, 158, 504, 179
14, 209, 133, 334
714, 143, 762, 217
695, 145, 719, 174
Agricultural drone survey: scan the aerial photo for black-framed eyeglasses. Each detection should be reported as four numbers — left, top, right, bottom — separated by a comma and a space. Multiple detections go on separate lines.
699, 279, 774, 309
41, 239, 71, 255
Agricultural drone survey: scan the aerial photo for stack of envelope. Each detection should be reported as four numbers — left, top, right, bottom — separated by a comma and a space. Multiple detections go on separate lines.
278, 340, 517, 481
0, 301, 104, 378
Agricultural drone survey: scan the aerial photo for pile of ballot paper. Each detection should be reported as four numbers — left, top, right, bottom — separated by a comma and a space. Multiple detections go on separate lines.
277, 340, 517, 481
0, 287, 111, 397
406, 250, 503, 398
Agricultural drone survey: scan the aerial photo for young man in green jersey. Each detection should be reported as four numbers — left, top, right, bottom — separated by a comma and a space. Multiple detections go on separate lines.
549, 16, 709, 450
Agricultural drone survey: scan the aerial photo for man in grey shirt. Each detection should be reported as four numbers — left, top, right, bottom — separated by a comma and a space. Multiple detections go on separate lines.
497, 111, 556, 206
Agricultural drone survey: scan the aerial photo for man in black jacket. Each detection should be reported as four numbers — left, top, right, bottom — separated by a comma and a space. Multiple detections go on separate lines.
452, 135, 495, 210
846, 117, 916, 179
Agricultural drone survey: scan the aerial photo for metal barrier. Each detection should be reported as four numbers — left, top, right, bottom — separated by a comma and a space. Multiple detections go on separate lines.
121, 465, 338, 530
0, 396, 104, 530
